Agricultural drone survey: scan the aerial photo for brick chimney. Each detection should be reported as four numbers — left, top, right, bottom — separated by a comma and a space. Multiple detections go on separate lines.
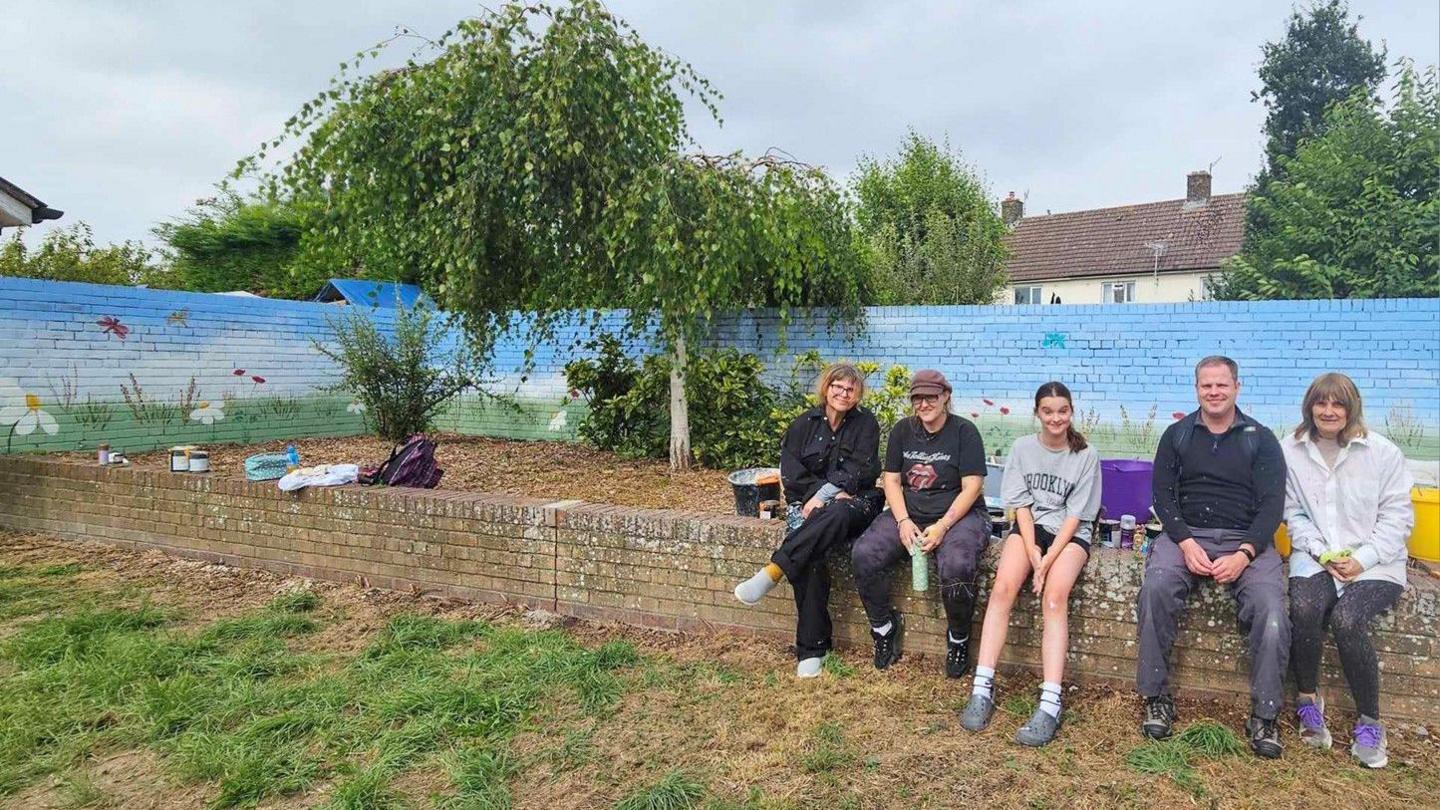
1001, 191, 1023, 226
1186, 171, 1212, 205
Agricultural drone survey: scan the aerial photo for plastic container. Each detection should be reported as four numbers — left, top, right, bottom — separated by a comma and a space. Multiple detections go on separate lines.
1273, 522, 1291, 557
188, 450, 210, 473
285, 444, 301, 473
1411, 487, 1440, 563
727, 468, 782, 517
1100, 460, 1154, 528
1119, 514, 1137, 550
1098, 519, 1121, 549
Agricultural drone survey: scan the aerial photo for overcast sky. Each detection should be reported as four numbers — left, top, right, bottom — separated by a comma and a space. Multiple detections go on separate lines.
4, 1, 1436, 249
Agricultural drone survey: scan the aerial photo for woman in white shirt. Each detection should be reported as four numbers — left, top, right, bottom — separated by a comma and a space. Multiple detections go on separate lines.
1282, 372, 1414, 770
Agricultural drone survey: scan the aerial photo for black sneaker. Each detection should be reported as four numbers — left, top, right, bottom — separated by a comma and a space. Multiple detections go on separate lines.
1141, 695, 1176, 740
871, 611, 904, 670
1246, 715, 1283, 759
945, 635, 970, 679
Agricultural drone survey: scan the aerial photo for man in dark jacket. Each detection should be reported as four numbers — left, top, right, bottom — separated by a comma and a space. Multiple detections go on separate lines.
1136, 356, 1289, 758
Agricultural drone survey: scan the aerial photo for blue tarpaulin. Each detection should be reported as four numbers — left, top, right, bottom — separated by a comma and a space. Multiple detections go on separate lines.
313, 279, 427, 309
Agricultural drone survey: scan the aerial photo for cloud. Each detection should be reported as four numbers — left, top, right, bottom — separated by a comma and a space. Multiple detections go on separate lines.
3, 0, 1435, 249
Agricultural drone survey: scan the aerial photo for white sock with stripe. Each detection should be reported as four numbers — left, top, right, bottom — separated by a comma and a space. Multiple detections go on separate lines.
1039, 681, 1063, 719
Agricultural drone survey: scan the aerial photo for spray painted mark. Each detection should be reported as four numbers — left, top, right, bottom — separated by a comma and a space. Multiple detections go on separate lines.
1042, 332, 1067, 350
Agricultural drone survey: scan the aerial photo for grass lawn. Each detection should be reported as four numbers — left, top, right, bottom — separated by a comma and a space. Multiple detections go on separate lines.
2, 532, 1436, 809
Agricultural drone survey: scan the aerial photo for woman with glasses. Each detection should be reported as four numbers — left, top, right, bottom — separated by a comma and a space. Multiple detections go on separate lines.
850, 369, 989, 678
1283, 372, 1414, 769
734, 363, 882, 678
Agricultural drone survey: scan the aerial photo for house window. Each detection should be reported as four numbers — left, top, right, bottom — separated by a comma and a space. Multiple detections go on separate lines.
1014, 285, 1043, 305
1101, 280, 1137, 304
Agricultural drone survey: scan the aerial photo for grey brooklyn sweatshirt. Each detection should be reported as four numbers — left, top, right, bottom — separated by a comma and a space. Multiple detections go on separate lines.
1000, 434, 1103, 543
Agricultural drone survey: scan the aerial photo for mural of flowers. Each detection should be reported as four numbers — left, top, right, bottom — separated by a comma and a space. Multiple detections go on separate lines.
251, 376, 266, 385
97, 316, 130, 341
190, 401, 225, 425
1172, 411, 1186, 421
167, 309, 189, 327
347, 401, 367, 415
232, 369, 246, 377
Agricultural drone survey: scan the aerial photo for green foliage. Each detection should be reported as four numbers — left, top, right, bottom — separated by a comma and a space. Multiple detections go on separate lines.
1217, 62, 1439, 300
154, 190, 331, 299
613, 770, 708, 810
801, 722, 854, 774
565, 341, 778, 470
1174, 720, 1245, 757
0, 222, 167, 287
1252, 0, 1387, 177
252, 1, 866, 468
314, 301, 492, 444
851, 130, 1008, 305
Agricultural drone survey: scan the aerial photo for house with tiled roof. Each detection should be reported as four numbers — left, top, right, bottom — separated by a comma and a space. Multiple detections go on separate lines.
0, 176, 63, 232
999, 171, 1244, 305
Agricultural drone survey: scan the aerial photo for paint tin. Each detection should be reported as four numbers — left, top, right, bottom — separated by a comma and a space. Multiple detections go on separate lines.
98, 443, 110, 466
169, 446, 193, 472
1098, 519, 1121, 548
188, 450, 211, 473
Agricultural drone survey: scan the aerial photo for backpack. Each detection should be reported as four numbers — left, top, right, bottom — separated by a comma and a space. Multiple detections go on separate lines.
360, 434, 443, 488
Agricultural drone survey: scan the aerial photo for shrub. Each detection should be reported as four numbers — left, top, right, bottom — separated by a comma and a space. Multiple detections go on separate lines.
314, 301, 491, 445
565, 340, 777, 470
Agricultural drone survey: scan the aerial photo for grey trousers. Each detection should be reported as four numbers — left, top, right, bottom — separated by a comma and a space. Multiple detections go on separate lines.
1135, 529, 1290, 720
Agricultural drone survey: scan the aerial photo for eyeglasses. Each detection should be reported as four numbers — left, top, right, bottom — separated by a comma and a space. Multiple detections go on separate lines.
911, 394, 940, 405
828, 382, 857, 397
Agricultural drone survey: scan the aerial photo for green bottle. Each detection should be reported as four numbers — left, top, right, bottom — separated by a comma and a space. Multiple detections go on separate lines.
911, 542, 929, 592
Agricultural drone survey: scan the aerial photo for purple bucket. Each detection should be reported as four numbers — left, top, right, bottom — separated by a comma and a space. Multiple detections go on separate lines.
1100, 459, 1154, 522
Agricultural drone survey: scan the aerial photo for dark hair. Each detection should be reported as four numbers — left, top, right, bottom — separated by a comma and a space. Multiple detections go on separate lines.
1194, 355, 1239, 382
1034, 381, 1087, 453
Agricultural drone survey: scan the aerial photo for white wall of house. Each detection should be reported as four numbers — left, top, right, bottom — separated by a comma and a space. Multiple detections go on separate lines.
1007, 269, 1214, 305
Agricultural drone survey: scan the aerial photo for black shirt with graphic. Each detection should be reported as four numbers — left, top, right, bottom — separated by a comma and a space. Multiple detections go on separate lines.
884, 414, 988, 525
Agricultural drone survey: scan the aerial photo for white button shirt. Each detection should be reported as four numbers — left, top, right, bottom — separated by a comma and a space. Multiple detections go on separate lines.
1282, 430, 1414, 589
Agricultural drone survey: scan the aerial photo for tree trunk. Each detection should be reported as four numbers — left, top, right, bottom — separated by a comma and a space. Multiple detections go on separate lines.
668, 333, 692, 471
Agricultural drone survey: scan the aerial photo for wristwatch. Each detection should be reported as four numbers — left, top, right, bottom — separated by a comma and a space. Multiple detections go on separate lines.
1238, 546, 1256, 562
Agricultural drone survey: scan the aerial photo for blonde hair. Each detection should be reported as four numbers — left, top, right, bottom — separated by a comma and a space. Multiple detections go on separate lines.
816, 363, 866, 404
1295, 372, 1368, 444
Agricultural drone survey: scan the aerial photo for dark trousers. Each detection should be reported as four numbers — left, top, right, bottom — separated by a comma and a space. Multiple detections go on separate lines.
772, 497, 879, 660
1136, 529, 1290, 720
1289, 572, 1403, 720
850, 507, 989, 636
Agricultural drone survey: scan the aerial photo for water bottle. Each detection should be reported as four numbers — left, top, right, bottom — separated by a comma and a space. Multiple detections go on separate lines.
911, 541, 929, 592
1119, 514, 1137, 550
285, 443, 301, 473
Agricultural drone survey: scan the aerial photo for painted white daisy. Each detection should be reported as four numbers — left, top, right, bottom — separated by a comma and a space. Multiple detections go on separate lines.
347, 401, 367, 415
189, 401, 225, 425
547, 410, 568, 432
0, 392, 59, 436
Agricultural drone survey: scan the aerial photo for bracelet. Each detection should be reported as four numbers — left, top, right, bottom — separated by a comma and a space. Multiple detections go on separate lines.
1238, 546, 1256, 562
897, 517, 914, 526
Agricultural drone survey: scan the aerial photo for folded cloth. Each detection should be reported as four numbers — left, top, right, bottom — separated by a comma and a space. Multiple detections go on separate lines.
278, 464, 359, 492
244, 452, 292, 481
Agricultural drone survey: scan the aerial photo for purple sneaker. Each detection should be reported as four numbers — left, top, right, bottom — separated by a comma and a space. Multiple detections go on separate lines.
1351, 717, 1388, 769
1296, 698, 1332, 749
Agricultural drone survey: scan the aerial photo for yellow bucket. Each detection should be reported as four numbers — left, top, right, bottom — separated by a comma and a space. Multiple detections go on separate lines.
1274, 522, 1291, 557
1411, 487, 1440, 563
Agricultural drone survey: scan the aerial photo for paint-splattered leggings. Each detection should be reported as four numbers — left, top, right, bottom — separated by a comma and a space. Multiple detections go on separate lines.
851, 507, 988, 636
1289, 572, 1403, 720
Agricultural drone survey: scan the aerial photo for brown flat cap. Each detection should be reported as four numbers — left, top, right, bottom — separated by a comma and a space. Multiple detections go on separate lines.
909, 369, 951, 397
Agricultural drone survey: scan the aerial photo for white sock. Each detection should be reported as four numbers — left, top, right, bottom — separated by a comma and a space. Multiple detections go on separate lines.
872, 621, 893, 637
972, 665, 995, 698
1039, 681, 1063, 719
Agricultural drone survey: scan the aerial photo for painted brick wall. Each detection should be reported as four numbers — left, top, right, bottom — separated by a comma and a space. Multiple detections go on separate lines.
4, 278, 1436, 473
2, 457, 1435, 721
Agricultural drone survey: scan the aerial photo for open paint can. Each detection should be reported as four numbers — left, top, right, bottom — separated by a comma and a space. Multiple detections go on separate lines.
169, 446, 194, 472
188, 450, 210, 473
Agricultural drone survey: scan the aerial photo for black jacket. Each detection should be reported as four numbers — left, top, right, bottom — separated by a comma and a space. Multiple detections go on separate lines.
780, 406, 882, 506
1152, 408, 1286, 552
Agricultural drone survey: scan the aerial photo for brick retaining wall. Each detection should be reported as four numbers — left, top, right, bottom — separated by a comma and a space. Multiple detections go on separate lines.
1, 457, 1435, 721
